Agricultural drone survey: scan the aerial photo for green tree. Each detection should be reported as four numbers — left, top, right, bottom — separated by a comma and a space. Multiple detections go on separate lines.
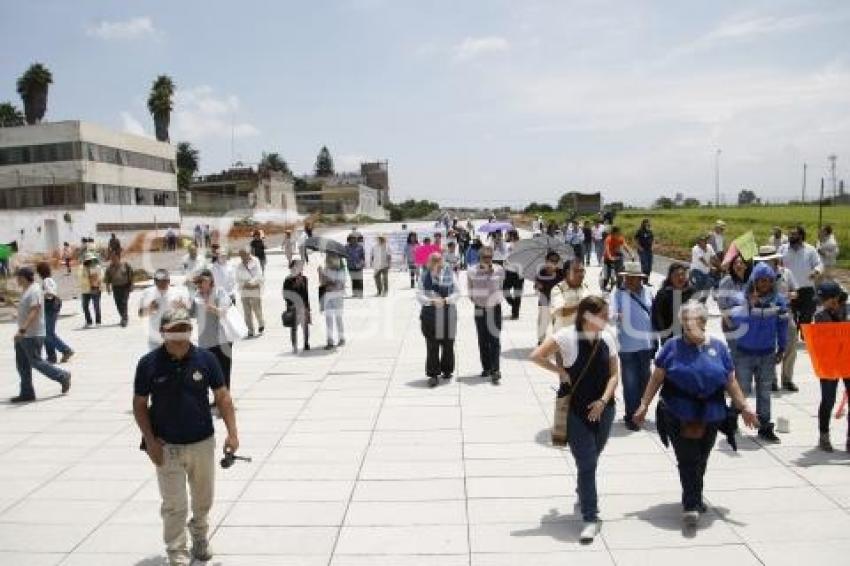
654, 196, 674, 209
147, 75, 176, 142
259, 152, 291, 175
16, 63, 53, 125
0, 101, 25, 127
175, 142, 199, 192
738, 189, 759, 205
314, 146, 334, 177
682, 197, 701, 207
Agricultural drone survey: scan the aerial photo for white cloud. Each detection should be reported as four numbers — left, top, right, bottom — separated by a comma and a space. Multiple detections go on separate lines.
661, 12, 828, 64
172, 86, 259, 142
86, 17, 159, 40
120, 111, 148, 137
453, 36, 510, 62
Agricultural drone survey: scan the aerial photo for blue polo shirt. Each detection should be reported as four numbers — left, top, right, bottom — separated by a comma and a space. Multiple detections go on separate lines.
656, 336, 732, 423
134, 345, 225, 445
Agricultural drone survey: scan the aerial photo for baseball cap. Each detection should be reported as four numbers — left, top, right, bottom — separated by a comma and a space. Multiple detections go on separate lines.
817, 281, 844, 300
160, 307, 192, 330
153, 268, 170, 281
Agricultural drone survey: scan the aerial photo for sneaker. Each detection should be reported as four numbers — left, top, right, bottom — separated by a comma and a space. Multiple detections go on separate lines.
696, 502, 708, 514
120, 319, 128, 328
782, 382, 799, 393
480, 370, 491, 378
10, 394, 36, 404
60, 350, 74, 364
191, 540, 213, 562
579, 521, 600, 544
441, 373, 452, 380
61, 373, 71, 394
490, 371, 502, 384
624, 419, 640, 432
324, 343, 335, 351
819, 434, 834, 452
758, 427, 781, 444
338, 339, 346, 347
427, 376, 439, 388
258, 326, 265, 334
683, 510, 699, 528
304, 343, 311, 351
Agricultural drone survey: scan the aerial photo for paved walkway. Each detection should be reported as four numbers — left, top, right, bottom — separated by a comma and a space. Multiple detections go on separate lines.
1, 222, 849, 565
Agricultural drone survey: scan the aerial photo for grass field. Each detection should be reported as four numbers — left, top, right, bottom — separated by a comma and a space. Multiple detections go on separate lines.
541, 204, 850, 269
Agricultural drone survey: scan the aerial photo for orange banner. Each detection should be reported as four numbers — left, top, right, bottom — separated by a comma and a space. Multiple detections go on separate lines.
801, 323, 850, 379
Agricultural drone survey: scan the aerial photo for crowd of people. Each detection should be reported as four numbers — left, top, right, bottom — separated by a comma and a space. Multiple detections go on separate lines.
4, 214, 848, 561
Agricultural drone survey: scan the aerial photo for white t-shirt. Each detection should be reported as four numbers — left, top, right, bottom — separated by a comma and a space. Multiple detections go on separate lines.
142, 286, 190, 348
552, 327, 618, 367
690, 244, 715, 274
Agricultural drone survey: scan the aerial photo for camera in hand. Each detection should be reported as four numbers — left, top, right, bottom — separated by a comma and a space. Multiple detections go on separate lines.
220, 451, 252, 469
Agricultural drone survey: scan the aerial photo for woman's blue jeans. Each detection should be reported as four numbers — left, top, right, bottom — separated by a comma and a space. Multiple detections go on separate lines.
567, 403, 615, 521
44, 300, 72, 362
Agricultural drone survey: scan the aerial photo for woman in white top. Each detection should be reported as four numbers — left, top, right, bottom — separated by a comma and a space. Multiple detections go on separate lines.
530, 295, 619, 544
36, 261, 74, 364
319, 254, 347, 349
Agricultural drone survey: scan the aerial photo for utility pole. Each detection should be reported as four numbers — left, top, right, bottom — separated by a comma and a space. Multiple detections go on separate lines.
714, 148, 721, 207
801, 162, 807, 203
828, 154, 837, 199
818, 177, 825, 233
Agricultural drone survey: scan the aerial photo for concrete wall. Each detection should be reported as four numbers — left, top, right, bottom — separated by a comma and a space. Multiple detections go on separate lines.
0, 202, 180, 254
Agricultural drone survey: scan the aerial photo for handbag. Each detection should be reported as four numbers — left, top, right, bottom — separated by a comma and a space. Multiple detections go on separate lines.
220, 306, 249, 342
552, 339, 602, 446
282, 306, 296, 328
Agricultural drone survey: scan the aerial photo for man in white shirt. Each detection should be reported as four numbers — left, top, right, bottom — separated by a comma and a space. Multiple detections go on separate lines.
210, 246, 237, 304
708, 220, 726, 260
689, 234, 716, 297
183, 245, 207, 294
235, 248, 265, 337
139, 269, 190, 350
782, 225, 823, 327
467, 246, 506, 383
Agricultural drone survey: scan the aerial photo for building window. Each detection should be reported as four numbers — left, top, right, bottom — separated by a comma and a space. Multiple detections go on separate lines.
0, 142, 175, 174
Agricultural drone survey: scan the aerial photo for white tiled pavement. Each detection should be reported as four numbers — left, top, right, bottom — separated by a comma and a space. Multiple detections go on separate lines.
1, 222, 849, 565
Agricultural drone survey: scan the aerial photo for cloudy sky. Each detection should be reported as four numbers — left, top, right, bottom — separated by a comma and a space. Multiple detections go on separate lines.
2, 0, 849, 206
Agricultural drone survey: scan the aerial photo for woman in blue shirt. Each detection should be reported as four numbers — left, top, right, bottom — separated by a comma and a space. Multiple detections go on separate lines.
634, 301, 757, 528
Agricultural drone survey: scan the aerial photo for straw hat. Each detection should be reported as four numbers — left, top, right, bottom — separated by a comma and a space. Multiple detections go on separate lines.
618, 261, 647, 278
754, 245, 781, 262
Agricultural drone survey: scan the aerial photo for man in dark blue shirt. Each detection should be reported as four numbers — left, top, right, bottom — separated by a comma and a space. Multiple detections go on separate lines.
634, 218, 655, 280
133, 307, 239, 566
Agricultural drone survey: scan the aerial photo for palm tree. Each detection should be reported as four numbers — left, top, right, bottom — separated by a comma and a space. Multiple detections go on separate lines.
259, 152, 291, 175
175, 142, 199, 192
16, 63, 53, 124
314, 146, 335, 177
147, 75, 176, 142
0, 102, 25, 127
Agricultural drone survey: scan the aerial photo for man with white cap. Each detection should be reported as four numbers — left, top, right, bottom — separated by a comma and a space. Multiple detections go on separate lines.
139, 269, 190, 351
609, 261, 655, 430
133, 307, 239, 565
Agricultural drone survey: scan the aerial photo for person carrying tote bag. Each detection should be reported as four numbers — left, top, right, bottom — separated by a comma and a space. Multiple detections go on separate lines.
530, 295, 620, 545
551, 339, 601, 446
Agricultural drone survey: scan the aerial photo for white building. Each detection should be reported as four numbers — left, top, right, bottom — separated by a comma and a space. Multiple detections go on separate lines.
0, 121, 179, 253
